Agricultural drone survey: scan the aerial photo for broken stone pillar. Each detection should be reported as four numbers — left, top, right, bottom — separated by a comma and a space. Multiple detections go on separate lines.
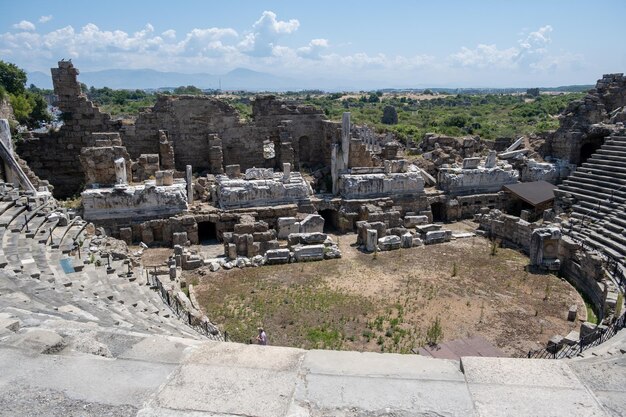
331, 144, 340, 195
342, 112, 351, 167
186, 165, 193, 204
158, 130, 175, 170
208, 134, 224, 174
155, 170, 164, 186
366, 229, 378, 252
114, 158, 127, 185
225, 164, 241, 179
485, 150, 497, 168
401, 232, 413, 248
283, 162, 291, 181
530, 227, 561, 270
162, 170, 174, 186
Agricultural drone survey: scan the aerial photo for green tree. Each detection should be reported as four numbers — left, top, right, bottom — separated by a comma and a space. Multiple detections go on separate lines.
173, 85, 203, 95
381, 105, 398, 125
9, 94, 33, 124
0, 61, 27, 95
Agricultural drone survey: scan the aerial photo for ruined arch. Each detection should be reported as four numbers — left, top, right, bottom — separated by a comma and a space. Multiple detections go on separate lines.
575, 135, 605, 166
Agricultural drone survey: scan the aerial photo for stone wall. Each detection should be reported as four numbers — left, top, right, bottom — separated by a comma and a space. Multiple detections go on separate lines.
445, 192, 508, 221
18, 62, 336, 198
79, 146, 131, 186
17, 61, 121, 197
438, 163, 519, 195
81, 181, 187, 223
0, 97, 14, 122
549, 73, 626, 165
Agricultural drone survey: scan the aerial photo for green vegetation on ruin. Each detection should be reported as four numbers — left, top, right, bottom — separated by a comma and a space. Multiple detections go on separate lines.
0, 60, 52, 129
300, 91, 583, 142
86, 83, 583, 142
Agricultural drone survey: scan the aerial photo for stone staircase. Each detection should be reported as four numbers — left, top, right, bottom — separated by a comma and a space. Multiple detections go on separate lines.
0, 182, 217, 341
555, 135, 626, 290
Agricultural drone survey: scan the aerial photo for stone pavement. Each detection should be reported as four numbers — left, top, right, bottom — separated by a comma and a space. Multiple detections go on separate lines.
2, 329, 622, 417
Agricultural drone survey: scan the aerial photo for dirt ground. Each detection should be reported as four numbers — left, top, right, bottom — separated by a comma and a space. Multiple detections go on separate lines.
181, 222, 584, 357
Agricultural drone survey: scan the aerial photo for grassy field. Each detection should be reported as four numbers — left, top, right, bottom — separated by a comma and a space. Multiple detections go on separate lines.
189, 230, 583, 357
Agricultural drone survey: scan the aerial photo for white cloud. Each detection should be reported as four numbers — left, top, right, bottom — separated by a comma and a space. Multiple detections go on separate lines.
162, 29, 176, 39
297, 38, 329, 59
12, 20, 36, 31
239, 11, 300, 57
448, 25, 581, 73
39, 15, 53, 23
0, 15, 583, 87
450, 44, 519, 69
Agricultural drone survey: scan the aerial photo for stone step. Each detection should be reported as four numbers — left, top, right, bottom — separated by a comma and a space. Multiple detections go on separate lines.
606, 214, 626, 229
572, 169, 626, 187
556, 186, 624, 207
596, 148, 626, 158
603, 221, 625, 235
577, 165, 626, 181
0, 203, 26, 228
581, 161, 626, 176
10, 202, 51, 233
565, 173, 626, 192
607, 135, 626, 143
586, 155, 626, 167
561, 180, 626, 201
0, 199, 16, 217
587, 230, 626, 259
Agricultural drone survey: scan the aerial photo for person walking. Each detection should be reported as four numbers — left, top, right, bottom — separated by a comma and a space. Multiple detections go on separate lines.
256, 327, 268, 345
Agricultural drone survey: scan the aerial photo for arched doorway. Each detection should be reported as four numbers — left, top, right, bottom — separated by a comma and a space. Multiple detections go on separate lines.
431, 202, 446, 222
579, 141, 602, 166
577, 137, 604, 166
319, 209, 338, 233
197, 221, 218, 244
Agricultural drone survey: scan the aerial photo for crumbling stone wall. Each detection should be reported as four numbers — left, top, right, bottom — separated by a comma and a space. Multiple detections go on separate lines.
417, 134, 489, 176
79, 146, 131, 186
0, 97, 15, 122
17, 62, 336, 198
17, 61, 121, 197
549, 73, 626, 165
124, 94, 332, 174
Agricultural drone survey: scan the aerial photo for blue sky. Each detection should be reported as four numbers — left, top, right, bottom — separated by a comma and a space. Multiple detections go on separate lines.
1, 0, 625, 88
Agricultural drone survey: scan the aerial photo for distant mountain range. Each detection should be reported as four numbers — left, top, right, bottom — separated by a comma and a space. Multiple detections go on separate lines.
26, 67, 594, 93
28, 68, 322, 91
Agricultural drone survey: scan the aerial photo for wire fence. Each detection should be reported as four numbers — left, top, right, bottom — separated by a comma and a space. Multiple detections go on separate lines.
526, 311, 625, 359
148, 269, 228, 342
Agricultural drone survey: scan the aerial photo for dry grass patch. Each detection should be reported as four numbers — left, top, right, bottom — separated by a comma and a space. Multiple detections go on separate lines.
189, 231, 583, 356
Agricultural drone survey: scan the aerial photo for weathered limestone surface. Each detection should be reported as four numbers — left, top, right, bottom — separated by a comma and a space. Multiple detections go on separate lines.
216, 171, 312, 209
438, 163, 519, 195
81, 181, 187, 222
79, 145, 131, 186
521, 158, 574, 183
338, 171, 424, 199
530, 227, 562, 270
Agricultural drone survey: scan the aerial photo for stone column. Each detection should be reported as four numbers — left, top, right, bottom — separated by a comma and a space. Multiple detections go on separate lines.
485, 150, 497, 168
283, 162, 291, 181
341, 112, 351, 167
114, 158, 127, 185
186, 165, 193, 204
331, 144, 339, 195
366, 229, 378, 252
